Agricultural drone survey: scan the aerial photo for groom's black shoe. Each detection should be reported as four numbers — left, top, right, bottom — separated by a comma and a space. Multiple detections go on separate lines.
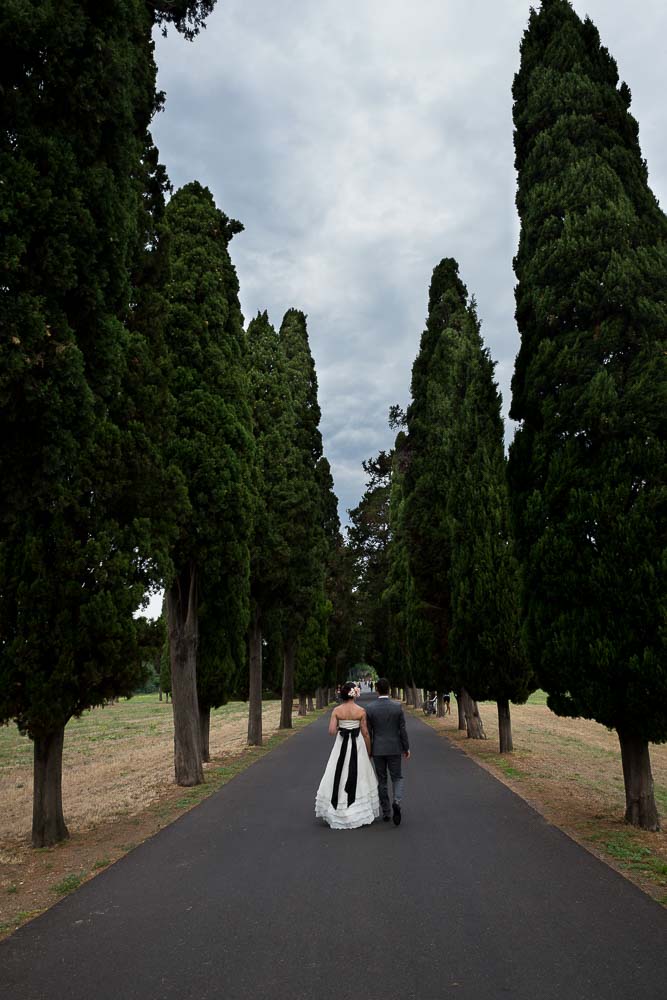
383, 814, 391, 822
392, 802, 402, 826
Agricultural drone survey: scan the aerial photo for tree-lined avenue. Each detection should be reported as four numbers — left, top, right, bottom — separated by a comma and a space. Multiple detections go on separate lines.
1, 700, 664, 1000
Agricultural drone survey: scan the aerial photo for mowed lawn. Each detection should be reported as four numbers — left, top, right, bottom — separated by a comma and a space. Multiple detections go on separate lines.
0, 696, 285, 843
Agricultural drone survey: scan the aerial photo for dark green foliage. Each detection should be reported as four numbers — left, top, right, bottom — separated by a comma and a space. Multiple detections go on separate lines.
277, 310, 327, 636
246, 312, 301, 617
323, 536, 361, 688
383, 441, 420, 688
393, 260, 529, 709
509, 0, 667, 743
163, 182, 253, 712
152, 1, 217, 40
401, 261, 469, 689
347, 452, 393, 674
444, 301, 530, 706
294, 592, 331, 696
0, 2, 179, 744
260, 610, 285, 696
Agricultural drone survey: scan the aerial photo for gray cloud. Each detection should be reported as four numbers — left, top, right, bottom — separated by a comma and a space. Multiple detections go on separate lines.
152, 0, 667, 524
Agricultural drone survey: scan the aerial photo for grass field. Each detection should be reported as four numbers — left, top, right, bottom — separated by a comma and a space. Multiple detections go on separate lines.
0, 695, 291, 840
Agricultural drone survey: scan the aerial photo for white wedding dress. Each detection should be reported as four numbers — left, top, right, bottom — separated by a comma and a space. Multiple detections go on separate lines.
315, 719, 381, 829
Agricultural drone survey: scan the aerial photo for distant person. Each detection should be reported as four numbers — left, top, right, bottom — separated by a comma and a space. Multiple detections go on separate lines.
443, 692, 451, 715
315, 682, 380, 829
365, 677, 410, 826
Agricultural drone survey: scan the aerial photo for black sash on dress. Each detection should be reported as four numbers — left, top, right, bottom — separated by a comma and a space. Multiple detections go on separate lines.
331, 728, 359, 809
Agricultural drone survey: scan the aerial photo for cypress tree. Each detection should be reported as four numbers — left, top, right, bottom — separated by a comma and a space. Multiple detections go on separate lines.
295, 593, 331, 715
317, 457, 354, 704
277, 310, 327, 728
246, 311, 300, 744
0, 2, 200, 846
347, 452, 393, 675
444, 299, 531, 750
402, 261, 467, 717
294, 456, 340, 712
509, 0, 667, 827
162, 182, 253, 784
402, 260, 530, 741
383, 438, 420, 700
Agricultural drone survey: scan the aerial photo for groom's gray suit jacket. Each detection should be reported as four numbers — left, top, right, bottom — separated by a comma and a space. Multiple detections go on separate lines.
365, 697, 409, 757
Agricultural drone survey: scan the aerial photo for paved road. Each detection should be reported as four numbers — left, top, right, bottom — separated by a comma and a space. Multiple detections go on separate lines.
1, 698, 665, 1000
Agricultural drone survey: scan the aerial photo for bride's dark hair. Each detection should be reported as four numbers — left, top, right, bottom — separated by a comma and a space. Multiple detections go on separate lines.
340, 681, 355, 701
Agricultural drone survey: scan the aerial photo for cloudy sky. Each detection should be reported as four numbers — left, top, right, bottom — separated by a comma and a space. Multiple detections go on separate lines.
152, 0, 667, 525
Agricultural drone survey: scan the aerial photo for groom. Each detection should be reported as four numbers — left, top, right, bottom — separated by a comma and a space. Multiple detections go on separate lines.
365, 677, 410, 825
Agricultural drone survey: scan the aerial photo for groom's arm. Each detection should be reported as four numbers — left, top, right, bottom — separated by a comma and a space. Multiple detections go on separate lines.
365, 705, 374, 741
398, 706, 409, 754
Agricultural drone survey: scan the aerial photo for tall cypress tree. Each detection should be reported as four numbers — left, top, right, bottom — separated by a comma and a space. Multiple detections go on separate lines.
509, 0, 667, 827
316, 457, 350, 703
402, 261, 468, 713
162, 182, 253, 783
277, 310, 327, 728
384, 437, 420, 700
444, 300, 531, 750
0, 2, 204, 846
347, 452, 393, 675
401, 260, 529, 739
246, 311, 300, 745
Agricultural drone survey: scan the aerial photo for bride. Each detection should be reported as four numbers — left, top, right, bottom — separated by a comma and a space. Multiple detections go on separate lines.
315, 681, 380, 829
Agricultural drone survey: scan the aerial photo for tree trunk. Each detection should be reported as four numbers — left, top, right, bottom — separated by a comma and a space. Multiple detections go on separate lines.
280, 638, 295, 729
167, 562, 204, 787
412, 684, 423, 710
199, 703, 211, 763
158, 685, 163, 703
618, 730, 660, 831
497, 698, 513, 753
437, 693, 445, 718
32, 726, 69, 848
298, 693, 308, 716
247, 605, 263, 746
461, 688, 486, 740
307, 694, 315, 712
457, 688, 467, 730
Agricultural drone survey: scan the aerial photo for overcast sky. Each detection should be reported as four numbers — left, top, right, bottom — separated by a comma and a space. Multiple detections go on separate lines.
151, 0, 667, 526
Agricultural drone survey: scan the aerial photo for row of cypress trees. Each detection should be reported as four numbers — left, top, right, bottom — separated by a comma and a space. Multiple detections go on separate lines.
354, 0, 665, 831
1, 1, 212, 848
0, 3, 349, 845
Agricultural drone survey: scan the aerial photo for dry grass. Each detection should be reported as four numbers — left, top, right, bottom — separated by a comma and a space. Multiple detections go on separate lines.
415, 694, 667, 906
0, 696, 284, 842
0, 697, 320, 938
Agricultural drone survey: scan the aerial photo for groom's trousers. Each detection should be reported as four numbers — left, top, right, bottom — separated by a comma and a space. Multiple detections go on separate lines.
373, 754, 404, 816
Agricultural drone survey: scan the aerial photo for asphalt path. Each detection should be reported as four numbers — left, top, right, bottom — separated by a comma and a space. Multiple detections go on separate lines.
1, 696, 665, 1000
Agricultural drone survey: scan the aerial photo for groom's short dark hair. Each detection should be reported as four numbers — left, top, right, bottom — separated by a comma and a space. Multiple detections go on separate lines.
376, 677, 390, 695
